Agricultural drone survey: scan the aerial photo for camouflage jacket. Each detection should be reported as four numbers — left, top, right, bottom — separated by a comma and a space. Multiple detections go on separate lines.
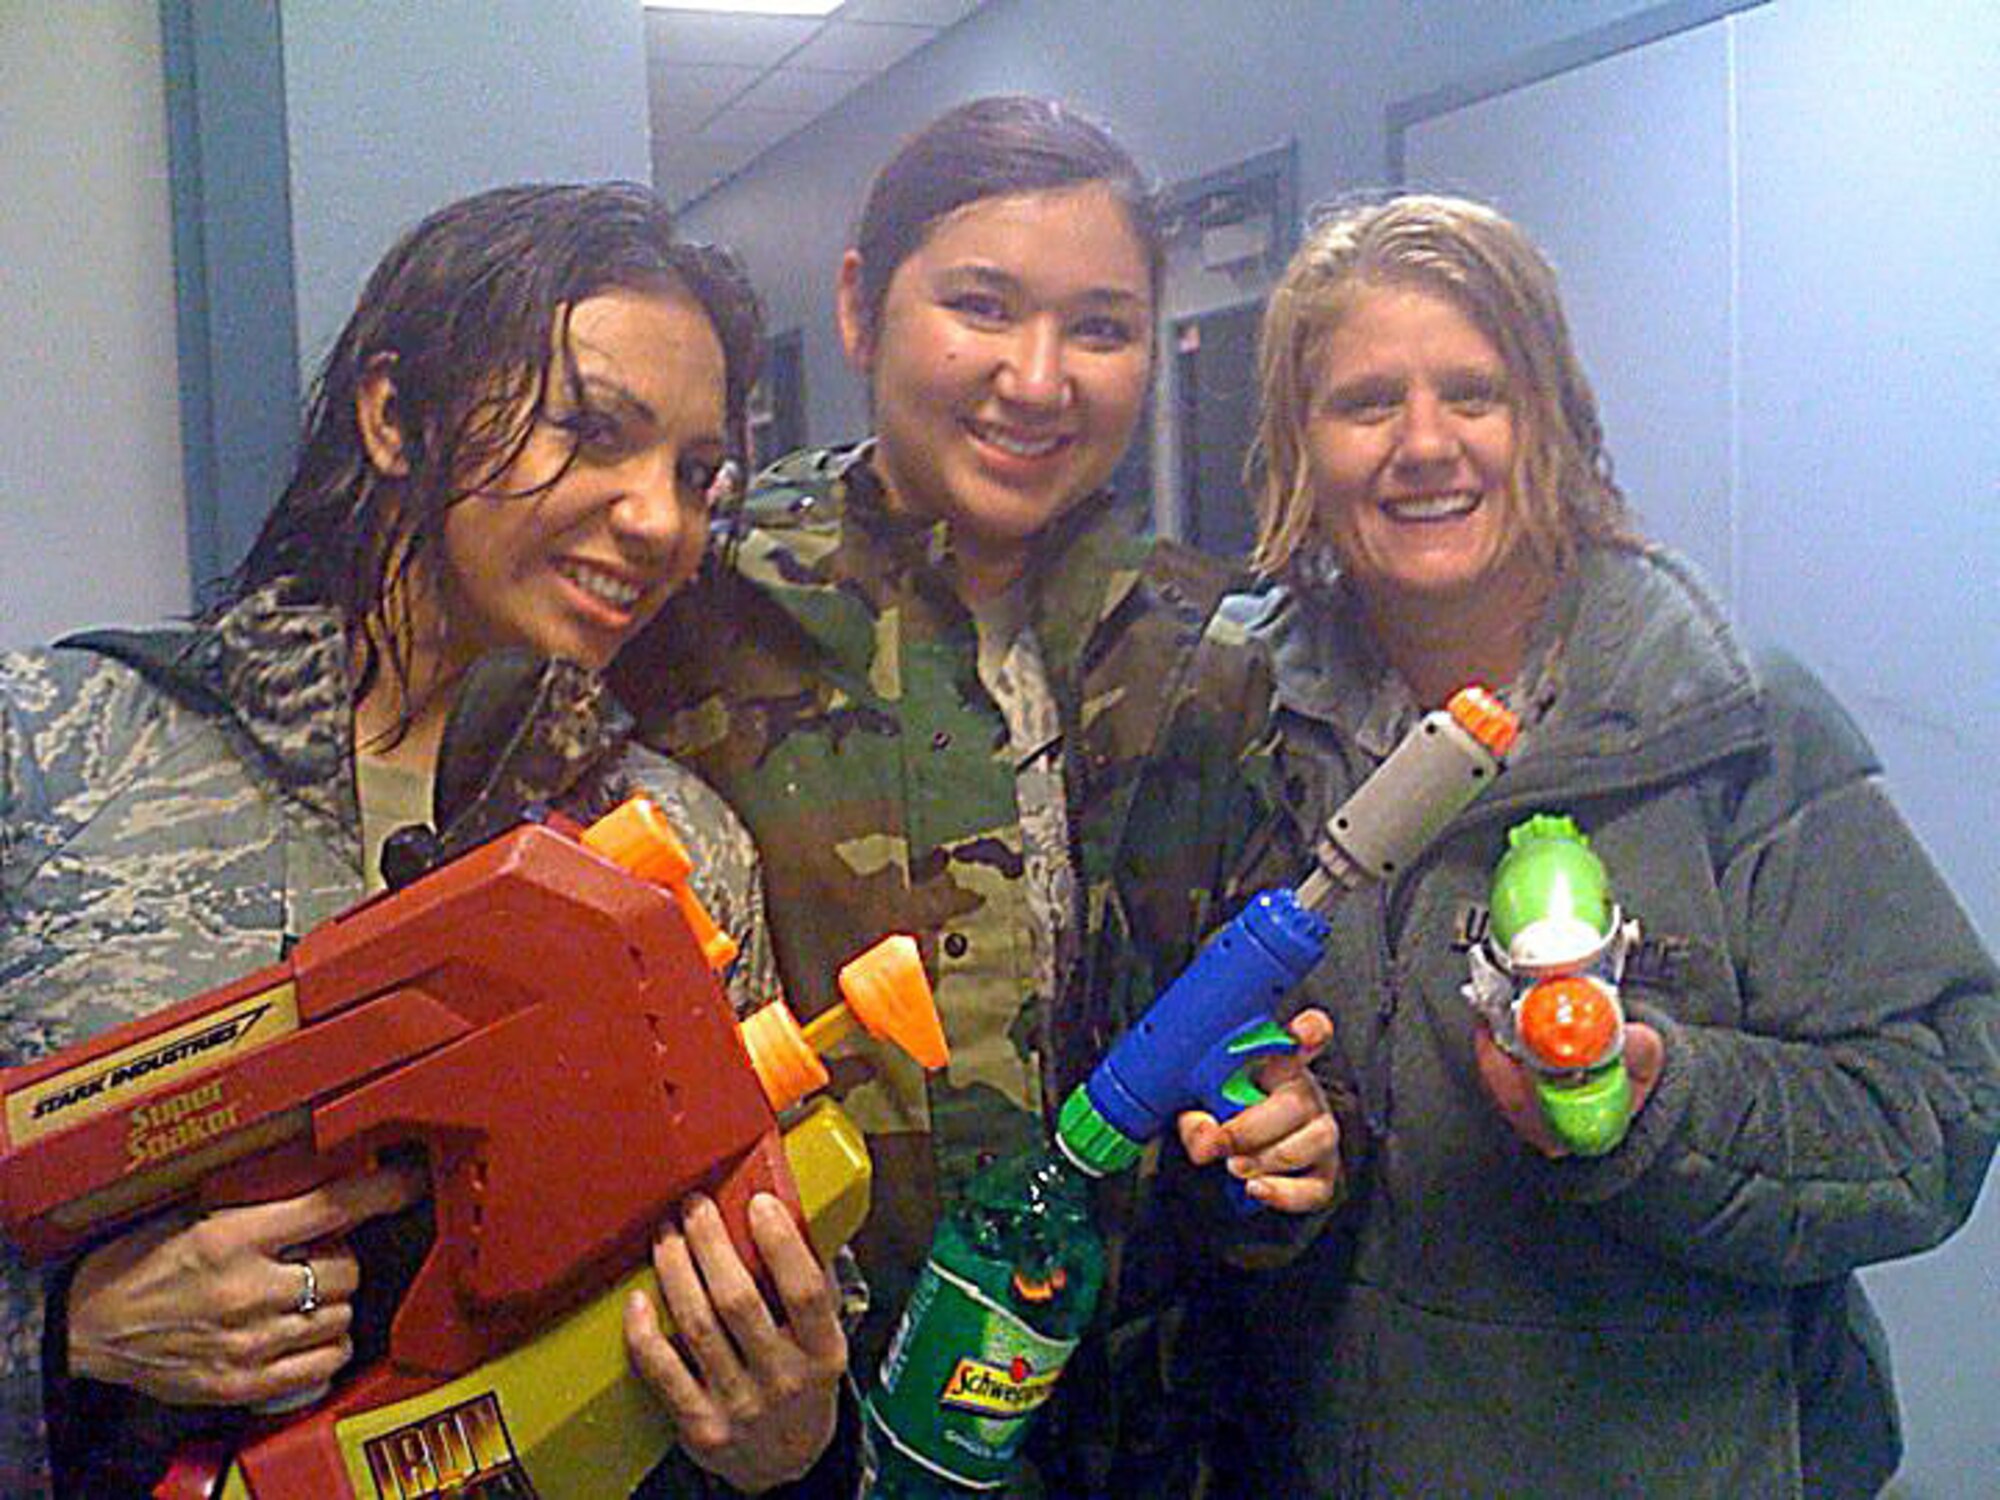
621, 444, 1286, 1494
0, 580, 769, 1498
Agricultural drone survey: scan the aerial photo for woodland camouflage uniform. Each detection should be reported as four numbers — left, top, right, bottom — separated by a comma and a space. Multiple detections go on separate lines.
0, 579, 771, 1497
623, 443, 1303, 1495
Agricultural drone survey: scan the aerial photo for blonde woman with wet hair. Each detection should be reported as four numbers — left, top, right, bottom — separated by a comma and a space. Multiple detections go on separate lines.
1213, 192, 1998, 1498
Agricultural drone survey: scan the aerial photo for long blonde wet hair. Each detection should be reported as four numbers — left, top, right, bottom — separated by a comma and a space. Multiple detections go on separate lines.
1246, 193, 1635, 580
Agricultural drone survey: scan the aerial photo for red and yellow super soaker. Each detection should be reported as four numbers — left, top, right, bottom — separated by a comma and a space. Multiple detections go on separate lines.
1, 793, 948, 1500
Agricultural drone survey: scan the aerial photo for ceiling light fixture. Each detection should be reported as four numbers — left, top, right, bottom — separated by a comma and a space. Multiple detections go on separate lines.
643, 1, 845, 15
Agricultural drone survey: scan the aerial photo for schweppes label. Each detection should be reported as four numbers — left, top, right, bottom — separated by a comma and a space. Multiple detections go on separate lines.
864, 1254, 1081, 1490
938, 1352, 1063, 1418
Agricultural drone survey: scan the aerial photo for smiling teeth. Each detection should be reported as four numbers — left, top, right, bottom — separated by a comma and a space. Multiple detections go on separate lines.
1386, 492, 1480, 521
563, 564, 642, 609
974, 423, 1064, 458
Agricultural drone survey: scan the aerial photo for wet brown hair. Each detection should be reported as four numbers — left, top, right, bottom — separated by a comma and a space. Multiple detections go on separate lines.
1248, 192, 1634, 579
230, 181, 763, 724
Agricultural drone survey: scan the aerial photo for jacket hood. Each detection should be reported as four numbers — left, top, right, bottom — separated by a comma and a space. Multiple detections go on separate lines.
60, 580, 634, 840
62, 580, 356, 829
1238, 545, 1769, 812
1521, 546, 1764, 798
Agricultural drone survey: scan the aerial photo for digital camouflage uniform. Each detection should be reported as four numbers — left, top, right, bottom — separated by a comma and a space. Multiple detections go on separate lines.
0, 579, 772, 1498
621, 444, 1296, 1495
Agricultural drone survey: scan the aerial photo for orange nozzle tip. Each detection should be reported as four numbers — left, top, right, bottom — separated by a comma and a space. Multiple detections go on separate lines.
740, 1002, 831, 1113
586, 796, 738, 972
838, 935, 948, 1070
582, 795, 694, 884
1011, 1266, 1068, 1303
1519, 976, 1619, 1070
1446, 684, 1521, 759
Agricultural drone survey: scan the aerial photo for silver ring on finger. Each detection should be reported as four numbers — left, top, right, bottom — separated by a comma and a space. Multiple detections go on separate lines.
293, 1259, 321, 1317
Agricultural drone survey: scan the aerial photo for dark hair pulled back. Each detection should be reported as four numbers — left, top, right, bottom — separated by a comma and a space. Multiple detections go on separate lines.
849, 95, 1162, 341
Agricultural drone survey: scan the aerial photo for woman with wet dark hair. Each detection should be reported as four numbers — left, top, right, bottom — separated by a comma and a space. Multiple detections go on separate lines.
2, 182, 845, 1497
237, 181, 766, 756
624, 97, 1344, 1494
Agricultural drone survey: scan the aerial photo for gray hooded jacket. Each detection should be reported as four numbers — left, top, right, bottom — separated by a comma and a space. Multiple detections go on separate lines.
1217, 545, 1999, 1498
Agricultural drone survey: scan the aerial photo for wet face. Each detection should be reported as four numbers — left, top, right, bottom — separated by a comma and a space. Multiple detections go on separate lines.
1304, 282, 1530, 617
427, 284, 728, 674
841, 181, 1153, 596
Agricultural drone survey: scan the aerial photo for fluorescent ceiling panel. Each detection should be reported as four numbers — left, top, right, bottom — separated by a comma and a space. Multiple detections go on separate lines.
645, 1, 845, 15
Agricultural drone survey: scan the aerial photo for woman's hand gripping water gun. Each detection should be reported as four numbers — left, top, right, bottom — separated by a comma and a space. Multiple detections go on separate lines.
1464, 814, 1666, 1157
1057, 687, 1523, 1206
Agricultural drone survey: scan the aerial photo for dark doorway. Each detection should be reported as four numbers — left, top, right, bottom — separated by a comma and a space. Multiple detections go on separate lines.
1172, 301, 1262, 562
749, 329, 805, 468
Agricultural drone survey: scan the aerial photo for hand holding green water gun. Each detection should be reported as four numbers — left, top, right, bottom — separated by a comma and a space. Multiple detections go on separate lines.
1465, 814, 1652, 1157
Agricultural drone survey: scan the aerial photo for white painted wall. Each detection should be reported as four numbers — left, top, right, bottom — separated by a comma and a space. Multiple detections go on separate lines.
1406, 7, 2000, 1493
281, 0, 653, 379
0, 1, 187, 647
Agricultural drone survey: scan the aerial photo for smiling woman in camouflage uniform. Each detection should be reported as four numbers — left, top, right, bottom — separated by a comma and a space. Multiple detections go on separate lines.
619, 98, 1346, 1495
0, 184, 846, 1497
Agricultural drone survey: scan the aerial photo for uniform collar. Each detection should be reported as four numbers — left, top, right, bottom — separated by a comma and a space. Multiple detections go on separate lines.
732, 440, 1152, 687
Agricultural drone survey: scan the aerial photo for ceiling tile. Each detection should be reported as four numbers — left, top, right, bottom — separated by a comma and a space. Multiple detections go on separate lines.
653, 162, 731, 202
646, 0, 992, 210
643, 10, 821, 68
736, 66, 866, 114
838, 0, 982, 22
698, 106, 820, 152
649, 61, 767, 132
652, 138, 753, 206
788, 19, 933, 72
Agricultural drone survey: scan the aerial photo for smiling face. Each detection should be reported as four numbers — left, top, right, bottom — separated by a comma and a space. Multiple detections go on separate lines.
423, 283, 727, 676
840, 181, 1153, 597
1305, 281, 1539, 619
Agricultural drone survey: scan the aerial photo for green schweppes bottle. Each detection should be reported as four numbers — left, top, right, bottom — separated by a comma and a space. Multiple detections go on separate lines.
862, 1147, 1105, 1494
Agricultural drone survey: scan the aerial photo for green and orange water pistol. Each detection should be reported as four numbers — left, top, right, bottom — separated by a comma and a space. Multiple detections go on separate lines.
1465, 814, 1640, 1156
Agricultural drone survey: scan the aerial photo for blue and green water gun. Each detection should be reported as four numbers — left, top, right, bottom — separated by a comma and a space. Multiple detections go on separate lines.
864, 688, 1521, 1493
1056, 685, 1524, 1183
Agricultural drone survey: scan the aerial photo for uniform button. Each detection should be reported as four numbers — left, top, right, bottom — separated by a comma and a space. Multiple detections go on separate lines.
931, 730, 952, 750
944, 932, 969, 958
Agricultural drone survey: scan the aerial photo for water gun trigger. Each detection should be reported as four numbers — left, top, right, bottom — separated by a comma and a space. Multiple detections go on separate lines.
1191, 1017, 1298, 1124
